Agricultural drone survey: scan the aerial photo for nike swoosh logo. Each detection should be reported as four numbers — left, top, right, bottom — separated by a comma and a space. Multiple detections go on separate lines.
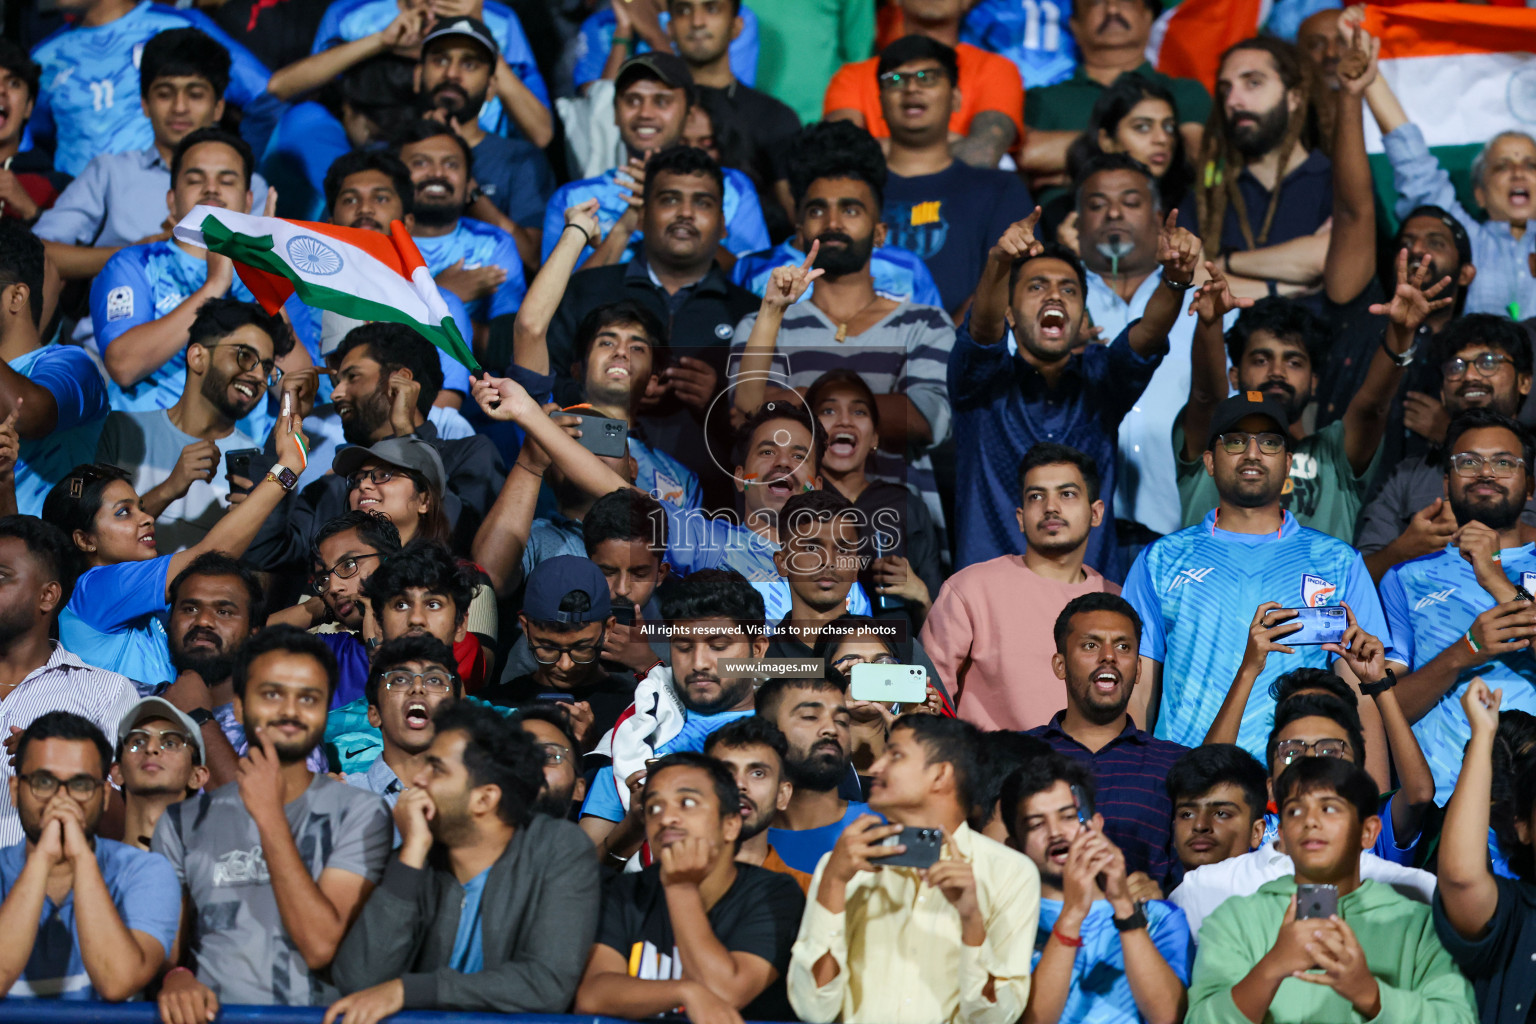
344, 745, 372, 758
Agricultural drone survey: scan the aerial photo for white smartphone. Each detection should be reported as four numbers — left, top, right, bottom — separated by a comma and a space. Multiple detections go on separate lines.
849, 662, 927, 704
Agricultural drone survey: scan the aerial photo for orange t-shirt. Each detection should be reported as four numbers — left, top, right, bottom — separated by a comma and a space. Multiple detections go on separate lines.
822, 42, 1025, 144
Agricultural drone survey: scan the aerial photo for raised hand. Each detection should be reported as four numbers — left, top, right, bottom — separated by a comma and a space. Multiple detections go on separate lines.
925, 854, 981, 924
564, 198, 603, 247
824, 815, 905, 884
380, 5, 432, 50
1402, 392, 1451, 443
763, 241, 823, 310
166, 439, 220, 497
988, 207, 1044, 264
1336, 21, 1380, 93
1292, 916, 1382, 1017
1240, 602, 1303, 677
1321, 603, 1386, 684
1156, 209, 1201, 286
471, 373, 539, 423
236, 727, 286, 825
1370, 249, 1453, 332
1187, 260, 1254, 325
661, 355, 719, 412
272, 403, 311, 473
386, 371, 422, 436
1462, 675, 1502, 738
0, 404, 19, 482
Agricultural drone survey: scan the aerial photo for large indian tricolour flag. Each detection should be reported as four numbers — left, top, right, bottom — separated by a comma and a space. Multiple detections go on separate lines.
172, 206, 480, 373
1363, 3, 1536, 155
1147, 0, 1266, 95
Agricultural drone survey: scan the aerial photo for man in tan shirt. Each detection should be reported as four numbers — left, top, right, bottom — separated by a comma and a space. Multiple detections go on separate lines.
788, 715, 1039, 1024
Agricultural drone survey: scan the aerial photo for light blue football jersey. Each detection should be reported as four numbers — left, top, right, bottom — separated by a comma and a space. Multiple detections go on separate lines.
731, 239, 944, 309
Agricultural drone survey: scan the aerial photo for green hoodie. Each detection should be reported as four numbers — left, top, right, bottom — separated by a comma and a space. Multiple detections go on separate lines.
1187, 877, 1476, 1024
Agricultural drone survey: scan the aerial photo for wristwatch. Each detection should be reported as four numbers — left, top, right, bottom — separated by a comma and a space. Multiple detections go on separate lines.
186, 707, 215, 728
1380, 330, 1419, 367
1515, 585, 1535, 604
1113, 903, 1149, 932
1161, 275, 1195, 292
1359, 668, 1398, 698
265, 465, 299, 492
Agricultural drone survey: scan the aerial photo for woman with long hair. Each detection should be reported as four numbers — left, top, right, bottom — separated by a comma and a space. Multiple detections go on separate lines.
43, 413, 309, 691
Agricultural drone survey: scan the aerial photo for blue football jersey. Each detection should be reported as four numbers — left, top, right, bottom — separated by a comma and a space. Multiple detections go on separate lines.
311, 0, 547, 137
31, 1, 273, 177
1122, 510, 1400, 759
731, 239, 944, 309
1381, 544, 1536, 803
961, 0, 1078, 89
91, 239, 317, 414
410, 218, 527, 324
571, 6, 760, 89
542, 167, 769, 266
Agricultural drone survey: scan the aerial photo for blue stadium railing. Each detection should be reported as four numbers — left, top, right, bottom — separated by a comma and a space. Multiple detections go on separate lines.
3, 1007, 643, 1024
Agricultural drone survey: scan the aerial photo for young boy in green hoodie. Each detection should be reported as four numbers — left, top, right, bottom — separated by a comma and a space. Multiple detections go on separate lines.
1186, 757, 1476, 1024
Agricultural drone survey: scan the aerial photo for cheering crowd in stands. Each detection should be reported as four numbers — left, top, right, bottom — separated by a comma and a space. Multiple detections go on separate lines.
3, 0, 1536, 1022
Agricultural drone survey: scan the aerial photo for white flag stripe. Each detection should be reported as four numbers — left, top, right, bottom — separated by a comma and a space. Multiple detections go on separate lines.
1364, 51, 1536, 153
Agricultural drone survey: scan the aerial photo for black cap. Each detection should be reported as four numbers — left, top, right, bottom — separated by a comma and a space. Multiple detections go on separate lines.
1207, 391, 1293, 449
523, 555, 613, 625
615, 51, 694, 97
422, 16, 497, 61
1397, 204, 1473, 267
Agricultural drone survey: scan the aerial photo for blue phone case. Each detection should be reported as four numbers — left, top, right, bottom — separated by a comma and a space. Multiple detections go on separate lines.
1271, 606, 1347, 645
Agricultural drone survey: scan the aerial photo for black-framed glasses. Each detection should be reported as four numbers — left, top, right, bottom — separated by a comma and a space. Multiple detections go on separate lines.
877, 68, 946, 90
831, 653, 898, 671
1442, 352, 1513, 380
1450, 453, 1526, 478
380, 669, 455, 693
536, 742, 571, 766
311, 553, 380, 594
531, 632, 606, 665
123, 729, 192, 754
1217, 432, 1287, 455
1274, 738, 1352, 765
19, 771, 104, 798
203, 342, 281, 388
347, 467, 402, 490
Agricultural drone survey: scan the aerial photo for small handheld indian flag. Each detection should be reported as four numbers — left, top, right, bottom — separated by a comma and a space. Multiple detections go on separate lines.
172, 205, 481, 374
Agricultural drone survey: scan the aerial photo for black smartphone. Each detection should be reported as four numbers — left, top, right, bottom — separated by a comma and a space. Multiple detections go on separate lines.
878, 826, 943, 869
612, 602, 637, 626
562, 410, 629, 459
1264, 606, 1347, 646
1296, 883, 1339, 919
224, 448, 262, 494
535, 692, 576, 704
1070, 783, 1095, 825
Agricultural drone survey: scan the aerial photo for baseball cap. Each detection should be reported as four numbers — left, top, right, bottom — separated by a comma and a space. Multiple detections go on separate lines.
421, 16, 497, 61
1206, 391, 1293, 449
117, 697, 206, 766
332, 437, 447, 495
615, 51, 694, 96
524, 555, 613, 625
1397, 204, 1473, 267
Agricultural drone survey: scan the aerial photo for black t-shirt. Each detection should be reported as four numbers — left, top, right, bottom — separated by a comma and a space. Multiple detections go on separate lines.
883, 161, 1035, 314
479, 670, 637, 742
697, 81, 802, 242
596, 863, 807, 1021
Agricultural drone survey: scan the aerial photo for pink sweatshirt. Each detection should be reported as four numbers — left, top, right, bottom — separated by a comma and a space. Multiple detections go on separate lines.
920, 555, 1119, 731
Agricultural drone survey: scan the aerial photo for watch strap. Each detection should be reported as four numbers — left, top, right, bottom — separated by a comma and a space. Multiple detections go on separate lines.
186, 707, 215, 727
1359, 668, 1398, 698
265, 464, 299, 492
1379, 333, 1416, 367
1112, 904, 1149, 932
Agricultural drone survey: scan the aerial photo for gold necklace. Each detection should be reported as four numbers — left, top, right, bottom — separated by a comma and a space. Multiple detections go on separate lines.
826, 294, 885, 343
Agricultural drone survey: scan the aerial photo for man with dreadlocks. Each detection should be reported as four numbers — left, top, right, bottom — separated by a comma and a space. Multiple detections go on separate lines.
1197, 38, 1333, 306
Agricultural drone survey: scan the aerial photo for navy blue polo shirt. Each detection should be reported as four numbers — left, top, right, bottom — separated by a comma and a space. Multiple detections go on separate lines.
947, 317, 1161, 580
1219, 149, 1333, 254
1026, 712, 1189, 888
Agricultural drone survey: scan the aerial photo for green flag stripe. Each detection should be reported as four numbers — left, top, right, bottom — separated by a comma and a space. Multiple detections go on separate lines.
199, 215, 482, 373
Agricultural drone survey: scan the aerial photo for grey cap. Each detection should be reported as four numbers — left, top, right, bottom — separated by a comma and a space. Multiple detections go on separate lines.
422, 15, 498, 61
117, 697, 207, 765
332, 436, 447, 495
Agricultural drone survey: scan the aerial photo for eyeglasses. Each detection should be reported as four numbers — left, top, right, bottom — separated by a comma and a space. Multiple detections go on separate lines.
311, 553, 380, 594
203, 342, 282, 388
19, 771, 104, 798
1274, 738, 1352, 766
831, 653, 898, 671
531, 633, 605, 665
877, 68, 946, 90
1450, 453, 1526, 478
536, 742, 572, 766
1442, 352, 1513, 380
1216, 432, 1287, 455
123, 729, 191, 754
380, 669, 456, 693
347, 467, 402, 490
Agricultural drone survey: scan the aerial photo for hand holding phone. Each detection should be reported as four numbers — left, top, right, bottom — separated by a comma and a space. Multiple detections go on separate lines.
1296, 882, 1339, 919
1263, 606, 1347, 646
